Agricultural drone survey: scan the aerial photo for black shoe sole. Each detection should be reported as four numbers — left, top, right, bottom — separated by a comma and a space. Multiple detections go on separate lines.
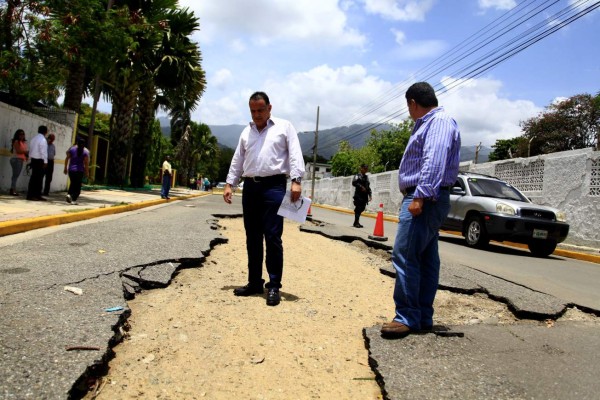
233, 287, 264, 296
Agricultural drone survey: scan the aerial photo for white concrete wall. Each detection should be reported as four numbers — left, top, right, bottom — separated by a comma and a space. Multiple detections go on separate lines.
306, 148, 600, 248
1, 102, 75, 193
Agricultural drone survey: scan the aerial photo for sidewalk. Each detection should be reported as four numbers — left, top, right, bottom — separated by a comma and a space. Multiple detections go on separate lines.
0, 186, 210, 237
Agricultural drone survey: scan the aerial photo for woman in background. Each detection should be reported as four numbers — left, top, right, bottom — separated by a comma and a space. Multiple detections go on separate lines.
64, 137, 89, 205
9, 129, 28, 196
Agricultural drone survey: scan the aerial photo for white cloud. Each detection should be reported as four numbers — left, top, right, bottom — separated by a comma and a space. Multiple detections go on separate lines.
478, 0, 517, 11
195, 64, 396, 132
439, 77, 541, 146
210, 69, 233, 90
391, 28, 407, 45
395, 39, 447, 60
363, 0, 435, 21
180, 0, 366, 48
194, 69, 542, 148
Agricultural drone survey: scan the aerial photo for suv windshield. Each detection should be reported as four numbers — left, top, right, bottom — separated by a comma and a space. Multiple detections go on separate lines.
467, 178, 528, 202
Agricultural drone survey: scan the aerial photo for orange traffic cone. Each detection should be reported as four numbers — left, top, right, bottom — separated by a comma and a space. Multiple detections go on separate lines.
306, 196, 313, 221
368, 203, 388, 241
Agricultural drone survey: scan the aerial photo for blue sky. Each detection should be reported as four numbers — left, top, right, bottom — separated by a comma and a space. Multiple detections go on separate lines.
164, 0, 600, 147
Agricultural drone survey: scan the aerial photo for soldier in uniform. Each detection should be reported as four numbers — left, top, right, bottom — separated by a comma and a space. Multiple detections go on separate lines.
352, 164, 372, 228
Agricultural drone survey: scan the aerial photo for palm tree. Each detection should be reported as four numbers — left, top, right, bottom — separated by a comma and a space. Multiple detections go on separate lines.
130, 7, 206, 187
174, 121, 218, 185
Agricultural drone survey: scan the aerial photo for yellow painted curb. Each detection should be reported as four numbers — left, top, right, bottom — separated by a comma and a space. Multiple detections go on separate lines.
0, 192, 209, 237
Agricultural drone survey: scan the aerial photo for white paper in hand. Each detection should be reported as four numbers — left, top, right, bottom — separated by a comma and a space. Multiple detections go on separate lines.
277, 190, 312, 224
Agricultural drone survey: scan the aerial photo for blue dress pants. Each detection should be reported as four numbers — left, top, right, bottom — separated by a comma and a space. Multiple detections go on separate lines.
242, 176, 286, 289
391, 190, 450, 330
161, 173, 171, 198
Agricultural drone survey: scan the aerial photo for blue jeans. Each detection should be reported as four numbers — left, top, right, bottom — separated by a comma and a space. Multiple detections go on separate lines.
241, 176, 286, 289
161, 173, 171, 198
391, 191, 450, 330
10, 158, 24, 189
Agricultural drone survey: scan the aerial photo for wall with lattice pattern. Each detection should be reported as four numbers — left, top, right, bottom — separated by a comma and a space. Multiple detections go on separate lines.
494, 160, 545, 192
590, 159, 600, 197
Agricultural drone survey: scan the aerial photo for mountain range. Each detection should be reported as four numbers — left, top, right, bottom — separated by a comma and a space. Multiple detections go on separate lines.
159, 118, 490, 163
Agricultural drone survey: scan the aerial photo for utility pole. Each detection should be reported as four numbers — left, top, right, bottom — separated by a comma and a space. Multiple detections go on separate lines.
528, 136, 536, 157
310, 106, 319, 201
474, 142, 482, 164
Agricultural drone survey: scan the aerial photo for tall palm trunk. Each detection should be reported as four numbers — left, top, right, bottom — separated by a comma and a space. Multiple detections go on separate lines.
63, 60, 86, 112
130, 81, 156, 187
108, 81, 138, 187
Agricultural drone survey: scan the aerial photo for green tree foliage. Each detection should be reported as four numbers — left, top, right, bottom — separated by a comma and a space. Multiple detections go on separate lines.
365, 120, 412, 172
520, 93, 600, 155
488, 137, 527, 161
78, 103, 111, 136
330, 141, 355, 176
173, 121, 218, 185
217, 146, 235, 182
329, 120, 413, 176
146, 119, 173, 185
489, 92, 600, 161
0, 1, 63, 108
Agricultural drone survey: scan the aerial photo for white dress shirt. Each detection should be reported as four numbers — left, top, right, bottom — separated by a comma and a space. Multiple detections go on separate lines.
226, 116, 305, 186
29, 133, 48, 163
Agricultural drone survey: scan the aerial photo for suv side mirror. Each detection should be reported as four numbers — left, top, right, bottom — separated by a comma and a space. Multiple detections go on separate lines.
451, 187, 466, 196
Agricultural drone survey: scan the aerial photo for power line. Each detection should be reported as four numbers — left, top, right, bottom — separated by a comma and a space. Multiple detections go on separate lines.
316, 0, 599, 154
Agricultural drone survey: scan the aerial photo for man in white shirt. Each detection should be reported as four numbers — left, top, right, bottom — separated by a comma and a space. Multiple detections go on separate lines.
223, 91, 305, 306
27, 125, 49, 201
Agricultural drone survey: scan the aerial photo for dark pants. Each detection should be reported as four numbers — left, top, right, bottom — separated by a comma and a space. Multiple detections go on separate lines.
43, 159, 54, 195
27, 158, 45, 199
161, 173, 171, 198
241, 175, 287, 289
353, 198, 367, 224
68, 171, 84, 201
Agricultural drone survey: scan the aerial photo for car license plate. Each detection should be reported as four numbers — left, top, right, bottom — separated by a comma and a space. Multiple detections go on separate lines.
533, 229, 548, 239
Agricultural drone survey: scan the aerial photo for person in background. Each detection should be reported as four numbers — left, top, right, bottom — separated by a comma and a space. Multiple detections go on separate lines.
223, 91, 305, 306
9, 129, 28, 196
26, 125, 49, 201
204, 177, 210, 192
42, 133, 56, 196
381, 82, 461, 339
351, 164, 372, 228
64, 137, 90, 205
161, 155, 172, 199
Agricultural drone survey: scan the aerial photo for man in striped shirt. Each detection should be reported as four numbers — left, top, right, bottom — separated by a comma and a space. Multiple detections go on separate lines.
381, 82, 461, 338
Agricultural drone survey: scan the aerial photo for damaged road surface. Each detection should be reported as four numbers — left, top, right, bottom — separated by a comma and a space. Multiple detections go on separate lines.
2, 195, 600, 399
0, 197, 238, 399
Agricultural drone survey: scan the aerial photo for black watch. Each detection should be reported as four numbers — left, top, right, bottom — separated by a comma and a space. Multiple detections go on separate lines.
292, 177, 301, 184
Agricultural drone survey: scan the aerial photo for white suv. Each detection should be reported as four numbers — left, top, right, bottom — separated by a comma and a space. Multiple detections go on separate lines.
441, 172, 569, 257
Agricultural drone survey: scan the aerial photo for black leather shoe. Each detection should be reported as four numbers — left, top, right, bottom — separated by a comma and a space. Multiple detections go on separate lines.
353, 223, 363, 228
233, 284, 264, 296
266, 288, 281, 306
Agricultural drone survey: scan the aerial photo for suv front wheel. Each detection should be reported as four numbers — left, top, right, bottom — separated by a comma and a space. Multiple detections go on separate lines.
528, 239, 557, 257
464, 215, 489, 248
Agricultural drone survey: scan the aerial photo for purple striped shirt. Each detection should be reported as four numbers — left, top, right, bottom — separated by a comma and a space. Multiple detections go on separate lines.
398, 106, 461, 199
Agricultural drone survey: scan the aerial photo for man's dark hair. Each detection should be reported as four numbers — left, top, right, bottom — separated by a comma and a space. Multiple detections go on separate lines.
405, 82, 438, 108
38, 125, 48, 134
249, 91, 270, 105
